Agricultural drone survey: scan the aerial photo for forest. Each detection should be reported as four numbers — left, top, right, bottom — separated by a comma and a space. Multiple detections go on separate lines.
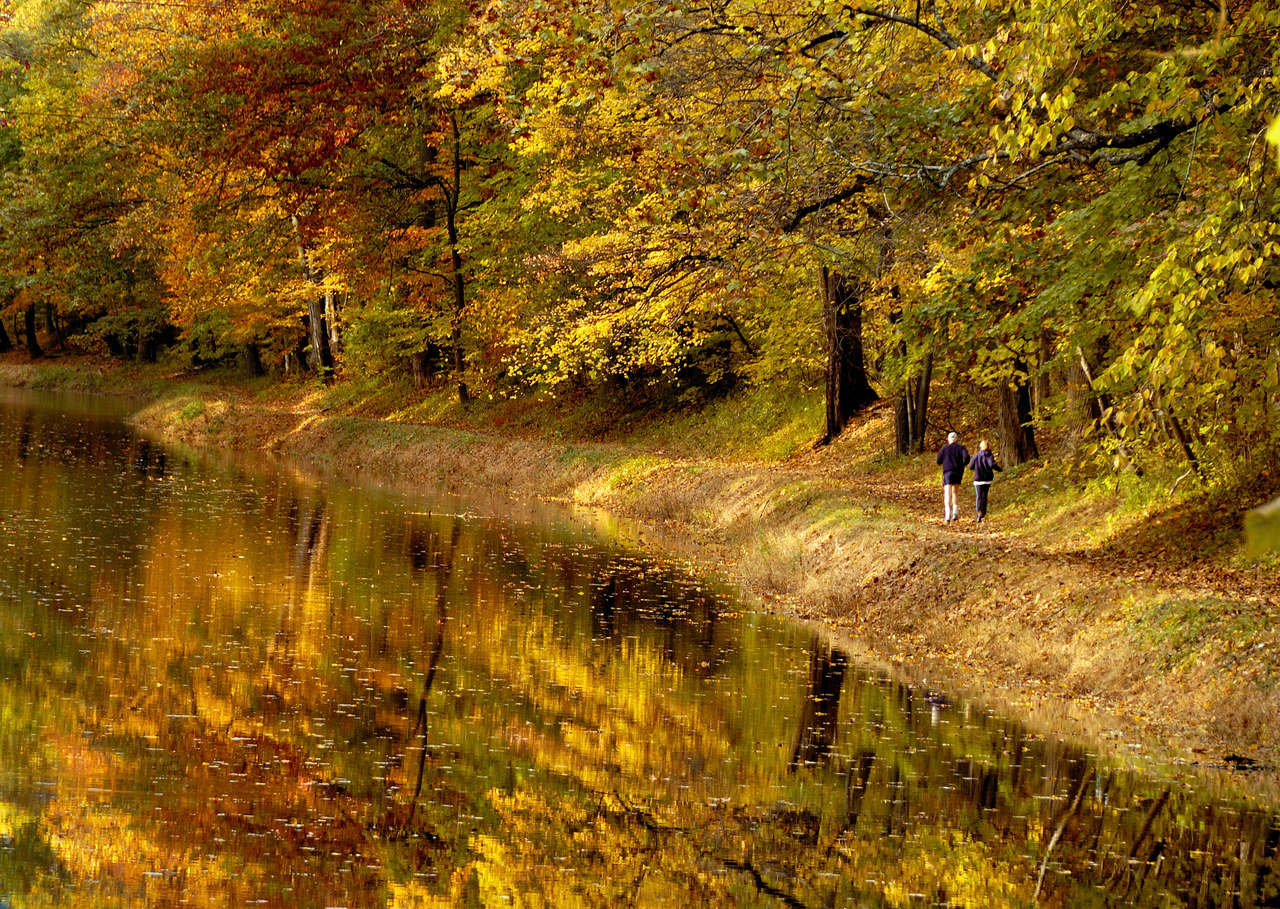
0, 0, 1277, 477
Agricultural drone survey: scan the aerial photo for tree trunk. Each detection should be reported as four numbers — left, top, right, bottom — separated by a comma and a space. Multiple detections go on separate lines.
242, 342, 265, 377
293, 216, 335, 383
446, 111, 469, 405
1034, 330, 1052, 416
997, 371, 1039, 465
42, 302, 58, 351
306, 296, 334, 379
137, 322, 159, 363
1065, 359, 1102, 440
1167, 411, 1203, 482
409, 131, 443, 392
24, 305, 42, 359
410, 348, 441, 389
43, 301, 66, 352
325, 290, 341, 350
817, 266, 877, 445
1070, 345, 1142, 473
291, 326, 310, 375
1158, 386, 1203, 483
0, 309, 11, 353
895, 350, 932, 454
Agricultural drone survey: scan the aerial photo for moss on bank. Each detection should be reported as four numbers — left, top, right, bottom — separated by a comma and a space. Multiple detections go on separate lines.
3, 357, 1279, 763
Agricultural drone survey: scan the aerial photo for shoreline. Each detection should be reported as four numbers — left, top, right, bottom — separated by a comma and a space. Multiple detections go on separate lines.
4, 360, 1279, 768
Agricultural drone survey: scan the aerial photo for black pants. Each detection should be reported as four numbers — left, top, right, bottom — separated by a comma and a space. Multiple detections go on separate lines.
975, 483, 991, 519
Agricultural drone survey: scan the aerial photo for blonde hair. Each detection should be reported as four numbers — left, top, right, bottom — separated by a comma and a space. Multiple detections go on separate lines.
979, 440, 989, 451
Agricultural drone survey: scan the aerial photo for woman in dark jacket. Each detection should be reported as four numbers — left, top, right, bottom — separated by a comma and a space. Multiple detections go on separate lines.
969, 440, 1002, 523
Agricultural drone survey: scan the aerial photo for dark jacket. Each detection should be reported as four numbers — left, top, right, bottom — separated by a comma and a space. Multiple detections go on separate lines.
936, 442, 970, 475
969, 449, 1002, 483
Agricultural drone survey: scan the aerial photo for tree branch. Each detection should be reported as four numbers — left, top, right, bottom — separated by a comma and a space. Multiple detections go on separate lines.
783, 176, 870, 231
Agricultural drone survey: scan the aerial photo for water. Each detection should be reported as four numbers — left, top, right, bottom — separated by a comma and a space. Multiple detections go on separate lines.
0, 387, 1276, 907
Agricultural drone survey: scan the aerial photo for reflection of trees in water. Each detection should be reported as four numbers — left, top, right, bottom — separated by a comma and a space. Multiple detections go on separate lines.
16, 409, 32, 460
130, 438, 166, 479
404, 517, 459, 828
587, 560, 724, 676
285, 492, 330, 580
0, 404, 153, 474
844, 749, 876, 830
789, 640, 847, 770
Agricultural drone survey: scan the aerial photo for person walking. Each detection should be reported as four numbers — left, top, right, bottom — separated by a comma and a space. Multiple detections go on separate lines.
936, 432, 970, 524
969, 440, 1002, 523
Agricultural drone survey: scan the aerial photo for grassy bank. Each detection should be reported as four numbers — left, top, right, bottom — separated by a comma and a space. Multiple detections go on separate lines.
4, 357, 1279, 763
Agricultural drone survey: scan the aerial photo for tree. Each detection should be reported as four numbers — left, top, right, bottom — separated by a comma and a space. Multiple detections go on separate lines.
818, 267, 878, 444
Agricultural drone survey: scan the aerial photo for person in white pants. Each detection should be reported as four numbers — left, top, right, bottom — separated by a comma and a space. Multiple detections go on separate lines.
935, 431, 971, 523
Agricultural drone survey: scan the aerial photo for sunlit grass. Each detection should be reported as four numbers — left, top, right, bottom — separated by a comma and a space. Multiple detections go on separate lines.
619, 384, 825, 461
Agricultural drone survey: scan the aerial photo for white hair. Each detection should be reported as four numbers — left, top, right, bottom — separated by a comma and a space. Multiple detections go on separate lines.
947, 432, 957, 443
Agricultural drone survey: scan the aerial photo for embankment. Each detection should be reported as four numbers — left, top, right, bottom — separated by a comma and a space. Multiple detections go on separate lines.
5, 361, 1278, 764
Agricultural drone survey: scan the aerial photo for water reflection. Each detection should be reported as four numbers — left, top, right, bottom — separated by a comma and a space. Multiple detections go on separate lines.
0, 388, 1276, 907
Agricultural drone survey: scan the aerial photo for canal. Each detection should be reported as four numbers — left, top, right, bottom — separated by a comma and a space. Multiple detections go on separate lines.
0, 387, 1276, 907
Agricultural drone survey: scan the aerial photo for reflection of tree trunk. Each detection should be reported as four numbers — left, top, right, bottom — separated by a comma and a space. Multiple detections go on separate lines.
975, 766, 998, 810
293, 498, 328, 579
16, 412, 31, 459
789, 642, 848, 769
1105, 786, 1169, 893
817, 267, 877, 446
721, 857, 808, 909
1034, 769, 1096, 901
405, 518, 462, 826
844, 750, 876, 830
590, 575, 618, 638
885, 760, 907, 837
408, 595, 447, 813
